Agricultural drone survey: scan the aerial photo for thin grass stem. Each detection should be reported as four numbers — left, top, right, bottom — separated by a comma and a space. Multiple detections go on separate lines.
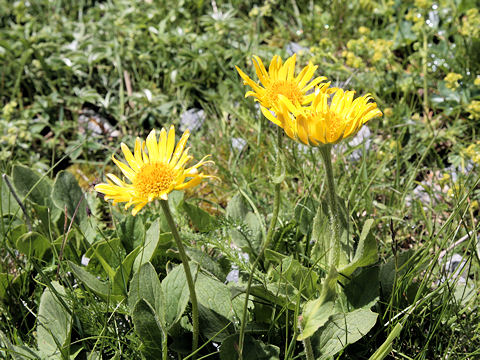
238, 127, 283, 358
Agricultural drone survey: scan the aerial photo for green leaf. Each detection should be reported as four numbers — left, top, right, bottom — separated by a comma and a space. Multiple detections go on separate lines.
12, 165, 52, 206
265, 249, 319, 300
51, 171, 87, 225
113, 246, 141, 295
183, 201, 214, 232
1, 176, 20, 216
294, 196, 318, 236
298, 300, 334, 341
186, 247, 228, 282
128, 262, 165, 329
379, 250, 414, 300
32, 203, 61, 233
220, 334, 280, 360
338, 219, 377, 279
0, 273, 20, 301
16, 232, 50, 259
68, 261, 116, 299
226, 192, 249, 220
0, 330, 41, 360
0, 273, 11, 301
132, 299, 164, 360
37, 282, 72, 357
311, 307, 378, 359
344, 266, 379, 309
118, 216, 145, 253
244, 212, 263, 255
133, 219, 160, 273
196, 272, 235, 341
161, 262, 198, 328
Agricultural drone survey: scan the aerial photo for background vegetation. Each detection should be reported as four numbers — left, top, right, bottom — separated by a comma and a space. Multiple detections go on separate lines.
0, 0, 479, 359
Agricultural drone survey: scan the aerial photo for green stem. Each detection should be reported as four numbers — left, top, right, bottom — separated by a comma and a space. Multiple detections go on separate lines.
302, 336, 315, 360
160, 200, 199, 359
422, 29, 434, 134
318, 145, 340, 268
238, 127, 283, 358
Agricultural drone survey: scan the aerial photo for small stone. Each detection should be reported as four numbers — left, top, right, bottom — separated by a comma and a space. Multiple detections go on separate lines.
179, 108, 205, 132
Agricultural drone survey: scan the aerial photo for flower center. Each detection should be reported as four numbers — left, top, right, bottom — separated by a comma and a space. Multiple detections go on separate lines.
265, 80, 303, 107
133, 162, 176, 199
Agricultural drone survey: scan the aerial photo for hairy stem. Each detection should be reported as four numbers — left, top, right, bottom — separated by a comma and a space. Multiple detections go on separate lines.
318, 145, 340, 268
160, 200, 199, 359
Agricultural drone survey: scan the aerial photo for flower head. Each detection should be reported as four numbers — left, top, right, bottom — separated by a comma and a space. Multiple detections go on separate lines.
235, 54, 328, 117
277, 86, 382, 145
444, 72, 463, 90
95, 126, 214, 216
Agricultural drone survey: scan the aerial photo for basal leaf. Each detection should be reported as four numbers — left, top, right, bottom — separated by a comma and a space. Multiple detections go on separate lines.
183, 201, 215, 232
1, 176, 20, 216
12, 165, 52, 206
226, 192, 249, 220
133, 219, 160, 273
16, 232, 50, 259
51, 171, 87, 225
68, 261, 120, 299
220, 334, 280, 360
311, 307, 378, 359
128, 262, 165, 329
297, 300, 334, 341
294, 196, 318, 236
37, 282, 72, 358
161, 262, 198, 328
118, 216, 145, 253
196, 272, 235, 341
132, 299, 164, 360
338, 219, 377, 279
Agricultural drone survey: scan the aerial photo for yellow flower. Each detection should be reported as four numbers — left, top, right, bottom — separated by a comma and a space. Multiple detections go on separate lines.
235, 54, 328, 115
276, 86, 382, 145
444, 72, 462, 90
95, 126, 214, 216
358, 26, 370, 35
466, 100, 480, 120
383, 107, 393, 117
471, 200, 479, 211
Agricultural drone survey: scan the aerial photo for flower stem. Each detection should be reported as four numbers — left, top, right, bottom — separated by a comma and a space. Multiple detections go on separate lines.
160, 200, 199, 359
302, 336, 315, 360
238, 127, 283, 359
318, 144, 340, 268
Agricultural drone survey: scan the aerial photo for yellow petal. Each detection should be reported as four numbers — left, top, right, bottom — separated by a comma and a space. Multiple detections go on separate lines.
112, 155, 136, 181
146, 129, 158, 163
142, 141, 149, 164
261, 106, 282, 127
165, 125, 176, 163
175, 175, 203, 190
134, 138, 144, 167
171, 130, 190, 167
158, 128, 167, 163
131, 202, 147, 216
121, 143, 140, 172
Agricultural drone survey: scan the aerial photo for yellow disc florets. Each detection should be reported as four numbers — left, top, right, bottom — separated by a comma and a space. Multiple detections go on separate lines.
265, 80, 303, 107
133, 163, 176, 199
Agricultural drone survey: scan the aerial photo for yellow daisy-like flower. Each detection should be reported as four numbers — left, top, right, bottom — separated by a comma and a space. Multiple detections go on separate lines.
235, 54, 328, 118
277, 87, 383, 145
95, 126, 214, 216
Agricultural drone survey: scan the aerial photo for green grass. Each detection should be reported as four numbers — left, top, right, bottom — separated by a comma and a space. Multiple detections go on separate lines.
1, 0, 479, 359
